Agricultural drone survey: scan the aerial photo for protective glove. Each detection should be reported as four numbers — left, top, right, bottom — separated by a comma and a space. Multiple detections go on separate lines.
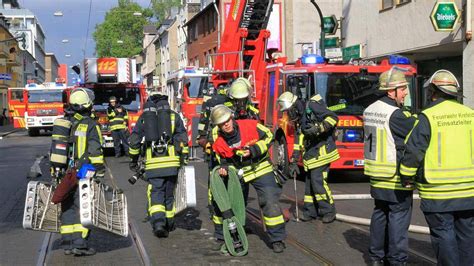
288, 162, 300, 178
95, 165, 106, 179
129, 161, 139, 172
302, 123, 321, 137
197, 136, 208, 148
400, 174, 414, 188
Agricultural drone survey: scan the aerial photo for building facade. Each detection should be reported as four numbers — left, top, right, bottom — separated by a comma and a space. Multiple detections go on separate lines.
140, 25, 158, 89
44, 53, 58, 82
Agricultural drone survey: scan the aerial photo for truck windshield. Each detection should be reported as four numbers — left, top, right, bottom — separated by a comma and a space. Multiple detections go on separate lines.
185, 77, 207, 98
92, 87, 141, 112
313, 73, 414, 115
28, 90, 63, 103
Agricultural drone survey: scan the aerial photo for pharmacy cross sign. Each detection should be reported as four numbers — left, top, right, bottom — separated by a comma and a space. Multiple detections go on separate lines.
430, 1, 460, 32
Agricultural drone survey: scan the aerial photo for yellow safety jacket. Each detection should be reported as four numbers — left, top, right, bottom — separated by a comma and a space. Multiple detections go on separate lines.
107, 106, 128, 131
402, 100, 474, 199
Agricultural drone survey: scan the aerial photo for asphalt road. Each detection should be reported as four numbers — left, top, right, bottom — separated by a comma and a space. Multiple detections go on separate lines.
0, 131, 436, 265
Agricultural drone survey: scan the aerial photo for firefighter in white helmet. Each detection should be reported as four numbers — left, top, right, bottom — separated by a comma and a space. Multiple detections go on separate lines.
225, 78, 259, 120
54, 88, 105, 256
400, 70, 474, 266
209, 104, 287, 253
363, 67, 417, 265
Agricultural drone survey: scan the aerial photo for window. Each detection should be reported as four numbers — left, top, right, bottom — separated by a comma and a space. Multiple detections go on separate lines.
10, 90, 24, 102
266, 72, 276, 126
381, 0, 393, 10
397, 0, 410, 5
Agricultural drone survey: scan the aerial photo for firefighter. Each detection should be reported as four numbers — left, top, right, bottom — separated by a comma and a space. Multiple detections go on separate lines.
210, 105, 287, 253
55, 88, 105, 256
128, 91, 188, 238
107, 96, 129, 157
196, 85, 228, 149
400, 70, 474, 266
225, 78, 259, 120
363, 68, 417, 266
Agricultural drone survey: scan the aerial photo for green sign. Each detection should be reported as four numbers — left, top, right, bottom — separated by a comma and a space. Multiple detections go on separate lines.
342, 44, 361, 62
323, 15, 338, 35
430, 2, 460, 32
324, 37, 339, 48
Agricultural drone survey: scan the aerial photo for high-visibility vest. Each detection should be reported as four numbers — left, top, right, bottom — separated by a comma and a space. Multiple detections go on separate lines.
108, 107, 128, 131
364, 100, 410, 190
416, 100, 474, 199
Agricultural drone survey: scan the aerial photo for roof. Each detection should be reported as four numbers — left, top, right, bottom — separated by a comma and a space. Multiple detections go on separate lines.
0, 8, 35, 17
143, 25, 157, 34
183, 1, 218, 27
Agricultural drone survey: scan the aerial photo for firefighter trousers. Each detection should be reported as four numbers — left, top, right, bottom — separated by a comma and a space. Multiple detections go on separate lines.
424, 210, 474, 266
111, 129, 129, 156
60, 188, 90, 250
213, 172, 286, 243
369, 198, 412, 264
147, 175, 177, 231
303, 164, 335, 217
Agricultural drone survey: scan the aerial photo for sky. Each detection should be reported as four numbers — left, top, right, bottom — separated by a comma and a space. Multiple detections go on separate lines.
18, 0, 152, 84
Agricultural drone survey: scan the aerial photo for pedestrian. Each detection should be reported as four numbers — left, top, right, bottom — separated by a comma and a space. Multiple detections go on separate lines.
107, 96, 129, 157
225, 78, 259, 120
364, 68, 417, 266
210, 105, 287, 253
129, 91, 188, 238
299, 92, 339, 223
400, 69, 474, 266
53, 88, 105, 256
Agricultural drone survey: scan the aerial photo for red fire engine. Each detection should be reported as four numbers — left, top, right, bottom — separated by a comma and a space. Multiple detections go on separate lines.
166, 67, 208, 150
81, 57, 146, 148
7, 82, 69, 136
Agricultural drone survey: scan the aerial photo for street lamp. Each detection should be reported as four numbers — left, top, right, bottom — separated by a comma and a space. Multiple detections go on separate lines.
65, 54, 71, 57
117, 40, 124, 44
53, 11, 63, 17
62, 39, 69, 43
133, 12, 142, 16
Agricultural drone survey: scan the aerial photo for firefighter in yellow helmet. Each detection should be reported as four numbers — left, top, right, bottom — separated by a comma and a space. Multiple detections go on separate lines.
107, 96, 129, 157
363, 67, 417, 265
225, 78, 259, 120
53, 88, 104, 256
209, 105, 287, 253
400, 70, 474, 266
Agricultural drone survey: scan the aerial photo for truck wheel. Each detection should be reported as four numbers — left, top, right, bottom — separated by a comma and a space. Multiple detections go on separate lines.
28, 128, 39, 136
271, 136, 289, 176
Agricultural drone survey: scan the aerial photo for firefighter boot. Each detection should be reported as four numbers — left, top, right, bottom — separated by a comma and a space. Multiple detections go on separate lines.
272, 241, 286, 253
322, 212, 336, 223
153, 223, 169, 238
71, 247, 96, 256
211, 239, 225, 251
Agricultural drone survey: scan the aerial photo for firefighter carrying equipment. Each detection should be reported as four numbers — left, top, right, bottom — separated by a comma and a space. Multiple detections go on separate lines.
210, 104, 233, 125
424, 69, 462, 97
228, 79, 250, 100
400, 100, 474, 199
378, 68, 409, 91
277, 91, 297, 112
210, 166, 248, 256
69, 88, 94, 109
50, 118, 72, 169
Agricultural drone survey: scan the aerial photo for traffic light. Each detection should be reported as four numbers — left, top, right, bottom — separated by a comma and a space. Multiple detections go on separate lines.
19, 33, 26, 49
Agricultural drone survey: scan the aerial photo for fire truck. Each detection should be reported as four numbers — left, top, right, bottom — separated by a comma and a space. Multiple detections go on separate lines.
166, 67, 208, 150
260, 54, 418, 172
7, 82, 69, 136
80, 57, 146, 148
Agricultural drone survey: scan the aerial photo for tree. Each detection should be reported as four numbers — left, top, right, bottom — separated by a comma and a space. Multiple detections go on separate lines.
151, 0, 182, 24
93, 0, 153, 57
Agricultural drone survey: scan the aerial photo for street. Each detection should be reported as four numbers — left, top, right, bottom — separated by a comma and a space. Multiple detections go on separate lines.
0, 130, 436, 265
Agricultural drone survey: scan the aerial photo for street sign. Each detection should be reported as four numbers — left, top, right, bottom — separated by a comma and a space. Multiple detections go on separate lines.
325, 48, 343, 60
430, 1, 460, 32
323, 15, 338, 35
0, 73, 12, 80
342, 44, 362, 62
324, 37, 339, 48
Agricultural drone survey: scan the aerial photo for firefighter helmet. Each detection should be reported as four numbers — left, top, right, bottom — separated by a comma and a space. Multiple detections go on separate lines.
379, 68, 409, 90
228, 79, 250, 99
69, 88, 94, 109
277, 91, 297, 111
210, 104, 233, 125
425, 69, 461, 97
148, 90, 168, 102
109, 96, 117, 102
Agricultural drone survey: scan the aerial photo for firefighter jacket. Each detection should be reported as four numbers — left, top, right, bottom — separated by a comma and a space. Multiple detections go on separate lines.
107, 104, 128, 131
197, 93, 228, 138
300, 94, 339, 171
70, 113, 105, 169
129, 100, 188, 178
288, 99, 306, 162
50, 112, 85, 170
224, 100, 260, 120
400, 98, 474, 212
212, 119, 273, 183
364, 96, 417, 202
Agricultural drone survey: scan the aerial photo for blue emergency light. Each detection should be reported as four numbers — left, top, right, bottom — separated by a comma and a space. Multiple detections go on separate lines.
344, 129, 363, 143
389, 55, 410, 65
301, 54, 325, 65
26, 83, 37, 88
184, 67, 196, 73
